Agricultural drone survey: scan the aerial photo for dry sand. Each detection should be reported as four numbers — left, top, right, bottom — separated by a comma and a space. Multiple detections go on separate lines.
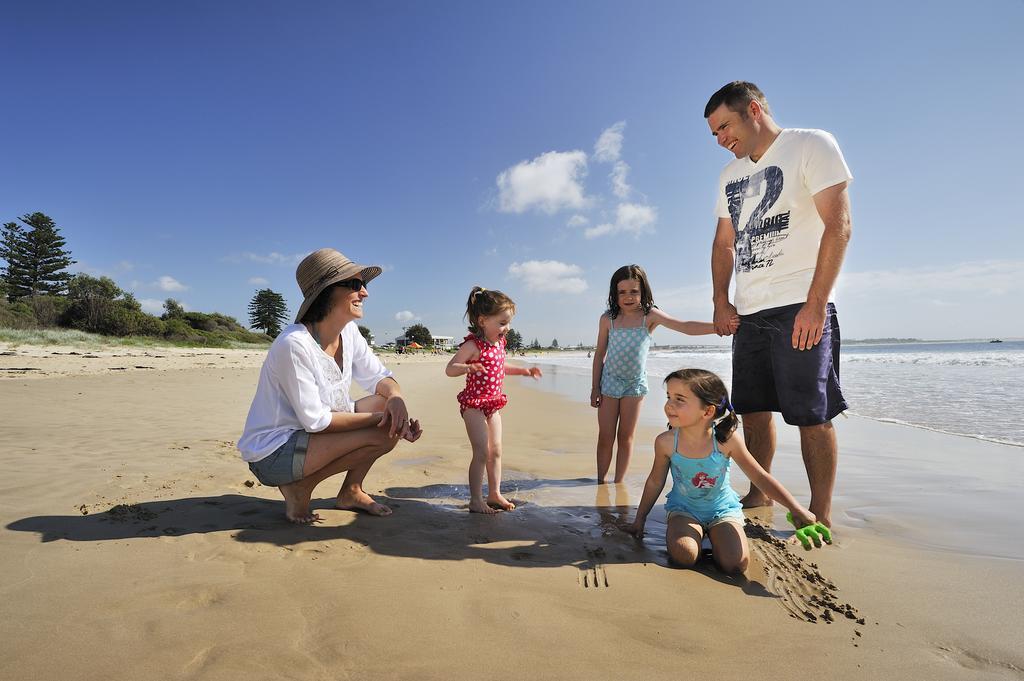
1, 342, 1022, 680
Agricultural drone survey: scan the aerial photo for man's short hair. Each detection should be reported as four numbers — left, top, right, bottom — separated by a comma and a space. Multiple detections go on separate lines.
704, 81, 771, 119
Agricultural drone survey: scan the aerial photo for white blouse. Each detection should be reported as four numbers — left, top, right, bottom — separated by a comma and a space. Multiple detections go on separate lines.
237, 323, 393, 462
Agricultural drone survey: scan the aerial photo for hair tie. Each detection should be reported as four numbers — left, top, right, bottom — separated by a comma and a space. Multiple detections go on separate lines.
719, 397, 733, 413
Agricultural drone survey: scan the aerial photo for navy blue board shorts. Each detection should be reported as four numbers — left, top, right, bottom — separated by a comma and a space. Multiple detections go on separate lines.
732, 303, 848, 426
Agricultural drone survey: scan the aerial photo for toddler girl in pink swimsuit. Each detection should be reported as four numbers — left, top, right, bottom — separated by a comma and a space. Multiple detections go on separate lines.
445, 287, 542, 513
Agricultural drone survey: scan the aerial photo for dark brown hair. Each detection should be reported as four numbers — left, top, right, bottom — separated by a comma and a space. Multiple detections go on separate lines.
703, 81, 771, 119
664, 368, 738, 443
606, 264, 654, 320
299, 282, 342, 324
465, 286, 516, 334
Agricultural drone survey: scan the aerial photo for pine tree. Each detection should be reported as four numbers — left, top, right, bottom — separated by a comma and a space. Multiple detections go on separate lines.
248, 289, 289, 337
0, 213, 75, 300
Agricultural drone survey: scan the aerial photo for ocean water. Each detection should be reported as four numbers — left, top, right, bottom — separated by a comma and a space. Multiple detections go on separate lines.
524, 339, 1024, 447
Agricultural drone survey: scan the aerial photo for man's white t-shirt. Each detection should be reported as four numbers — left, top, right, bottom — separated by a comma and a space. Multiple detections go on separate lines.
714, 128, 852, 315
237, 323, 393, 462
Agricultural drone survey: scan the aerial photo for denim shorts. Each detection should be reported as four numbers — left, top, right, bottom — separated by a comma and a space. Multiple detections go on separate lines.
732, 302, 848, 426
247, 430, 309, 486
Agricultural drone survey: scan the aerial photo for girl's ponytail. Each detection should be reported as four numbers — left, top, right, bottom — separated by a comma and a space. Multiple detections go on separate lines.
712, 397, 738, 444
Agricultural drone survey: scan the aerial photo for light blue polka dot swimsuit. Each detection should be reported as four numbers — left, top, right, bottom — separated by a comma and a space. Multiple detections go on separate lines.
600, 314, 651, 398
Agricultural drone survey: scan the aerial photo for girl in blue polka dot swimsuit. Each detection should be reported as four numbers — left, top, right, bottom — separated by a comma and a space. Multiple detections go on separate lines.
590, 265, 735, 483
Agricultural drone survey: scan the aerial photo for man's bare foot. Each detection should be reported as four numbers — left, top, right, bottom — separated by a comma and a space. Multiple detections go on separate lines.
487, 493, 515, 511
469, 499, 500, 514
740, 490, 773, 509
336, 488, 392, 516
278, 482, 319, 524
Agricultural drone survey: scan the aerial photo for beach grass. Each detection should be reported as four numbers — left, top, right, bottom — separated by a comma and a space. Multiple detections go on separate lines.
0, 326, 270, 351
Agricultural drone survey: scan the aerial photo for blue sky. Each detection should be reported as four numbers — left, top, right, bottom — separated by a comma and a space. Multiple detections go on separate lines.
3, 1, 1022, 344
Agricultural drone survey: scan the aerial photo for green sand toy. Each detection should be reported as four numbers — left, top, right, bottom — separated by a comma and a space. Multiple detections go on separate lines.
787, 512, 833, 550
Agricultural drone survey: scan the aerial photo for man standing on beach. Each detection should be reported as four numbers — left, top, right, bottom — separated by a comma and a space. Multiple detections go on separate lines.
705, 81, 852, 527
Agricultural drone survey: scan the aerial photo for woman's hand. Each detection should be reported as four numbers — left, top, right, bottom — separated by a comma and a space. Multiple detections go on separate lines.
380, 395, 411, 438
590, 389, 602, 408
403, 418, 423, 443
525, 366, 542, 380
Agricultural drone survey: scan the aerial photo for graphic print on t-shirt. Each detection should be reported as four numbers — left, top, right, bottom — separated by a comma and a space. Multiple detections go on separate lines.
724, 165, 790, 273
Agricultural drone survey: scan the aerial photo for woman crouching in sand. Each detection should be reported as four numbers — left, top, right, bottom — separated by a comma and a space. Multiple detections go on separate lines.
237, 248, 422, 523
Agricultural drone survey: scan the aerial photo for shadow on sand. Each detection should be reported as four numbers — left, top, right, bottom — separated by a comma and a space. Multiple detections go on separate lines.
7, 480, 776, 598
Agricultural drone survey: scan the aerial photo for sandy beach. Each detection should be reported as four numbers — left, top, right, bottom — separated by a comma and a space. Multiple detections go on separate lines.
2, 342, 1022, 680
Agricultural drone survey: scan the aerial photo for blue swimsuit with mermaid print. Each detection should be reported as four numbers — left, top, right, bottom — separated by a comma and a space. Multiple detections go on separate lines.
600, 314, 651, 398
664, 428, 743, 525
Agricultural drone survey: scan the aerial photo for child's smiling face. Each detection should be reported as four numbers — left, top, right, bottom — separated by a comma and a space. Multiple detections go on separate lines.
616, 278, 642, 312
664, 378, 714, 428
478, 309, 513, 344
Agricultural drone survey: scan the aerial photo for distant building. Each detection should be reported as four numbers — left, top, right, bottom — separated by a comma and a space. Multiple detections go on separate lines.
395, 334, 454, 350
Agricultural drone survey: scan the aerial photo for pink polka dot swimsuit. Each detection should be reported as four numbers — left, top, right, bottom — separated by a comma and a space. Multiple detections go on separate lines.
457, 333, 508, 418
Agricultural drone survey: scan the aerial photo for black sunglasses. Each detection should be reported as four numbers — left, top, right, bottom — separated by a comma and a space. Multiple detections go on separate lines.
337, 278, 366, 292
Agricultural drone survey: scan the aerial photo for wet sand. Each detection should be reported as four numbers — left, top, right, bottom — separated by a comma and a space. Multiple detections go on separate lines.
1, 343, 1022, 680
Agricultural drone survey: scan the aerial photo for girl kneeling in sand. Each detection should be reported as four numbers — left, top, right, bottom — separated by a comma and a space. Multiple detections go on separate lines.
624, 369, 817, 573
238, 248, 422, 524
446, 287, 542, 513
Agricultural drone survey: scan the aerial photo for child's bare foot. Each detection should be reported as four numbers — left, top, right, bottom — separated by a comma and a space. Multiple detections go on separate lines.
487, 493, 516, 511
278, 482, 319, 524
469, 499, 500, 514
740, 491, 773, 509
336, 488, 392, 516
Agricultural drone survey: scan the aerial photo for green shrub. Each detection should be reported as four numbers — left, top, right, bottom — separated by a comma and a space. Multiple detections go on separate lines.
164, 318, 202, 342
0, 299, 37, 328
26, 295, 69, 327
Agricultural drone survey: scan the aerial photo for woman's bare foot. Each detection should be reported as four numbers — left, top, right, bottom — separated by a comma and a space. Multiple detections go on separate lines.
487, 493, 516, 511
336, 488, 392, 516
740, 491, 773, 509
469, 498, 500, 514
278, 482, 319, 524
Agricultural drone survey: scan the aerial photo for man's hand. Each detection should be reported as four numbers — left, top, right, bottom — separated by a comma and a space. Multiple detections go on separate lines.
714, 300, 739, 336
792, 303, 826, 350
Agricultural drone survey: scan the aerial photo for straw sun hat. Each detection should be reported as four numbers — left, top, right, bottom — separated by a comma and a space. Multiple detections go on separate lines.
293, 248, 382, 323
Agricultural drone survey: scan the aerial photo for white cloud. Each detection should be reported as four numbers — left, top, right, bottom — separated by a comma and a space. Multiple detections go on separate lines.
248, 277, 270, 286
584, 203, 657, 239
395, 310, 419, 322
156, 275, 187, 292
840, 260, 1023, 297
225, 252, 305, 266
594, 121, 626, 163
610, 161, 631, 199
508, 260, 588, 294
139, 298, 166, 315
496, 150, 588, 214
567, 214, 589, 228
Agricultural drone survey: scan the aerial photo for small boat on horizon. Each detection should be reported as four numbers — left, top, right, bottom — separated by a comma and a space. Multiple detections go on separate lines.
990, 339, 1003, 343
